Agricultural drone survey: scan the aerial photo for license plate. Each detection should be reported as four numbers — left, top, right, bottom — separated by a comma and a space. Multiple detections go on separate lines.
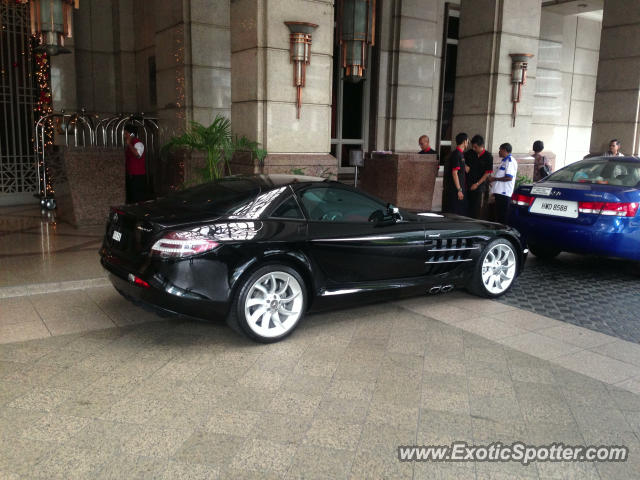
531, 186, 552, 196
112, 230, 122, 242
530, 198, 578, 218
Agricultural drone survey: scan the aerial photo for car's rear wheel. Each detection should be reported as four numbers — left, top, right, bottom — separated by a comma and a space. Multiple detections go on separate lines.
227, 264, 307, 343
468, 238, 518, 298
529, 243, 561, 260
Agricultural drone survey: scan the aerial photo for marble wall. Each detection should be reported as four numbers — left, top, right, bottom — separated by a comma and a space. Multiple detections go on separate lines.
374, 0, 449, 153
532, 10, 601, 168
56, 0, 232, 131
230, 0, 334, 154
590, 0, 640, 156
451, 0, 541, 155
72, 0, 117, 113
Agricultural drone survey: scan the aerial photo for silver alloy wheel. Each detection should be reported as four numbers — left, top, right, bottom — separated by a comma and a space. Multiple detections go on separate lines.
244, 271, 304, 338
481, 243, 516, 295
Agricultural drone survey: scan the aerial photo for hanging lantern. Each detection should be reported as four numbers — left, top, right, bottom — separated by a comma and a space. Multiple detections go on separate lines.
338, 0, 375, 83
5, 0, 80, 55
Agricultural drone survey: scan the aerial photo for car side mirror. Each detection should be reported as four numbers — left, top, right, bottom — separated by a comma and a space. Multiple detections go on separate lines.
369, 208, 397, 226
386, 203, 403, 222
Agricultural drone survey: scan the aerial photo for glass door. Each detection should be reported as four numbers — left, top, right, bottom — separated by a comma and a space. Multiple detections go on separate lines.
331, 16, 371, 174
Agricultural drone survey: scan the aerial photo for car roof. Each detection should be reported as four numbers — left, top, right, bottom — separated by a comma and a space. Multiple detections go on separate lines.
582, 155, 640, 163
226, 174, 329, 189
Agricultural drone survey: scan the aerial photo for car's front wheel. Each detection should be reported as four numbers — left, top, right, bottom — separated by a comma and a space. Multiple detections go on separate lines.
467, 238, 518, 298
228, 264, 307, 343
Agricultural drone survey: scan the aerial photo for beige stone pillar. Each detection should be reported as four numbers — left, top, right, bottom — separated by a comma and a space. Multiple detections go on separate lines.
589, 0, 640, 156
112, 0, 137, 112
74, 0, 118, 112
452, 0, 541, 154
153, 1, 193, 134
376, 0, 441, 152
230, 0, 336, 177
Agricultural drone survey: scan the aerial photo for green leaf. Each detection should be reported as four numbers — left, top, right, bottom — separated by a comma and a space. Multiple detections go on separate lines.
162, 116, 268, 185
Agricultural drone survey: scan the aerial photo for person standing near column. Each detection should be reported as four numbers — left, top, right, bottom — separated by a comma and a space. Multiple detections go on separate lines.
464, 135, 493, 219
418, 135, 436, 154
532, 140, 551, 182
489, 143, 517, 224
603, 139, 624, 157
123, 124, 147, 204
443, 132, 469, 216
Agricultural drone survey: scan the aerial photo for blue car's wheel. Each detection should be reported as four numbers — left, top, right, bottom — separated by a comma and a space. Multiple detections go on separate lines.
529, 243, 561, 260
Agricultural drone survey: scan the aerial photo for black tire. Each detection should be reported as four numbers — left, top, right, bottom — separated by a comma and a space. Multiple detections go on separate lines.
226, 264, 307, 343
467, 238, 519, 298
529, 243, 561, 260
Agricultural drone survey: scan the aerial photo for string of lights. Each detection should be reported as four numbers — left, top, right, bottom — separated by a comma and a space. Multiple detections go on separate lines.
174, 24, 185, 190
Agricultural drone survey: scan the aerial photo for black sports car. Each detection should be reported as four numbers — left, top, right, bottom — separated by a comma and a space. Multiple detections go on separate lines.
100, 175, 525, 342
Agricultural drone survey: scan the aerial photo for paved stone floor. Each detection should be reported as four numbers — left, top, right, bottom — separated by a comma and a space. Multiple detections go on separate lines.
2, 301, 640, 479
499, 254, 640, 343
2, 205, 640, 479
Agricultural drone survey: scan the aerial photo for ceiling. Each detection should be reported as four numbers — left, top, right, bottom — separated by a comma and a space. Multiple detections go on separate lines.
542, 0, 604, 20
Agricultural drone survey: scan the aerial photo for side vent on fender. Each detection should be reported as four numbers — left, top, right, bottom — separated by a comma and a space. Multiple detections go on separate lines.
424, 237, 479, 274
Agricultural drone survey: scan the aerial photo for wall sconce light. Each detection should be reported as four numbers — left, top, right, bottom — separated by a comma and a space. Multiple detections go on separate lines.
284, 21, 318, 119
509, 53, 534, 127
338, 0, 376, 83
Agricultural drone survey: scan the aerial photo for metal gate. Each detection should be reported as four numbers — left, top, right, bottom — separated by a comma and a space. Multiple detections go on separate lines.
0, 2, 38, 198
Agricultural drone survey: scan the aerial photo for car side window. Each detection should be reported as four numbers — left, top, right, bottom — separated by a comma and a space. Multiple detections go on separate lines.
299, 187, 385, 222
271, 196, 304, 219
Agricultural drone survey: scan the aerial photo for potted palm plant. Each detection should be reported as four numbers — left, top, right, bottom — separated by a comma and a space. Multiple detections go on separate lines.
162, 116, 266, 185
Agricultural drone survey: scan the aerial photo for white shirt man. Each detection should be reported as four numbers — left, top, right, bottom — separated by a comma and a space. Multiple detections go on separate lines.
489, 143, 518, 224
603, 139, 624, 157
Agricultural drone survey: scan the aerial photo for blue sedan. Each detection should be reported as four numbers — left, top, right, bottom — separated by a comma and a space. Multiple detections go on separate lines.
509, 156, 640, 260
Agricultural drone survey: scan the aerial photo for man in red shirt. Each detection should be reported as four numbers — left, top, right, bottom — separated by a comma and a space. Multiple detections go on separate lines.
418, 135, 436, 154
123, 124, 147, 203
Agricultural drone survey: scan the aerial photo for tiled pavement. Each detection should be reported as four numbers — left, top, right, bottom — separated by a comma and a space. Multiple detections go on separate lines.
2, 300, 640, 479
2, 206, 640, 478
498, 254, 640, 343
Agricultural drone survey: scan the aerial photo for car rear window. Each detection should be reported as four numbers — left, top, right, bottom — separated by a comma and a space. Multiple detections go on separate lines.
548, 160, 640, 186
161, 178, 261, 214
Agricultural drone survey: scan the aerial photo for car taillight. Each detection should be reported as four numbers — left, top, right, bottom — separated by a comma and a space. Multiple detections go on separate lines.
151, 231, 219, 258
511, 193, 535, 206
578, 201, 639, 217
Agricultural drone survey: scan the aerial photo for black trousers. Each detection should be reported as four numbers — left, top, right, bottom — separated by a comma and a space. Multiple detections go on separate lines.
126, 174, 147, 204
443, 192, 468, 216
493, 193, 511, 224
467, 189, 488, 219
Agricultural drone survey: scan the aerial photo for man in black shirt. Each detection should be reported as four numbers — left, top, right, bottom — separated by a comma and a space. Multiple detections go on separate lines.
443, 132, 469, 215
418, 135, 436, 154
464, 134, 493, 219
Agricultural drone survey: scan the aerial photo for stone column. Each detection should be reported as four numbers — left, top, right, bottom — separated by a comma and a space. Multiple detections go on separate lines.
153, 0, 192, 134
589, 0, 640, 156
112, 0, 137, 112
189, 0, 232, 125
50, 36, 78, 112
376, 0, 440, 152
452, 0, 541, 155
230, 0, 336, 177
74, 0, 118, 113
